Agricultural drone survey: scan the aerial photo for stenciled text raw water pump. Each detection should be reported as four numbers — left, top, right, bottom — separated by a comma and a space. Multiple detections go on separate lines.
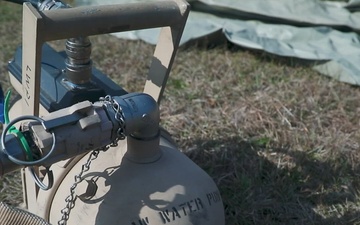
0, 0, 225, 224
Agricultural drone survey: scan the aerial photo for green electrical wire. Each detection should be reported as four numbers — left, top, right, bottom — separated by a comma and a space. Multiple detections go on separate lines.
4, 90, 33, 161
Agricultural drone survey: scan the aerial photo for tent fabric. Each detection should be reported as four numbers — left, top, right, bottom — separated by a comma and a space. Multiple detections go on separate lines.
75, 0, 360, 85
187, 0, 360, 30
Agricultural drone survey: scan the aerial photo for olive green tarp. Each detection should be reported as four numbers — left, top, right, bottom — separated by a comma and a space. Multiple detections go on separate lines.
75, 0, 360, 85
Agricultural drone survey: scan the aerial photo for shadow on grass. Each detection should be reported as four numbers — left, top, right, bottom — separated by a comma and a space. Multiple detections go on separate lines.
183, 136, 360, 225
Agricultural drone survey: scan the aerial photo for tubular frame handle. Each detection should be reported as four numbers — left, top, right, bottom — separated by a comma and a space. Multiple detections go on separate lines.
21, 1, 189, 207
39, 1, 188, 40
22, 0, 190, 116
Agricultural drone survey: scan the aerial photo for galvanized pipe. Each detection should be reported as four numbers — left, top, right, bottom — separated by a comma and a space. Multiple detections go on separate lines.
39, 1, 188, 41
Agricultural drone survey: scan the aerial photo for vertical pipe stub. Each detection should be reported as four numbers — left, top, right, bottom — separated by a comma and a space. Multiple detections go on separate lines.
65, 37, 92, 85
37, 0, 69, 11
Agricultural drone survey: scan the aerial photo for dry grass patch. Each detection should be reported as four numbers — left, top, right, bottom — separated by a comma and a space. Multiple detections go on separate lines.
160, 47, 360, 224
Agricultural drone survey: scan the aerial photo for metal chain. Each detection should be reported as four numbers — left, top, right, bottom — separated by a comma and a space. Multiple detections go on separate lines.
100, 95, 126, 141
57, 96, 126, 225
57, 149, 100, 225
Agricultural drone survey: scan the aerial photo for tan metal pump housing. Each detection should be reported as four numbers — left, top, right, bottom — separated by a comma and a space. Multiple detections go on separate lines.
5, 1, 226, 224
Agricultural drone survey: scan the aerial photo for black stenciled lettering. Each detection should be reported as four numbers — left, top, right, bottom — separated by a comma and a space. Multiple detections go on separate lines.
172, 207, 181, 220
24, 98, 29, 106
206, 191, 221, 206
178, 203, 187, 216
158, 197, 207, 223
25, 89, 31, 100
131, 217, 150, 225
214, 191, 221, 202
187, 200, 196, 213
159, 210, 171, 224
26, 65, 31, 71
195, 198, 204, 210
141, 217, 150, 225
25, 73, 31, 89
206, 193, 213, 206
25, 73, 31, 101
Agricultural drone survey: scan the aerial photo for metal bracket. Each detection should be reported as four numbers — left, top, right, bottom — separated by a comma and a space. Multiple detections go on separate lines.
21, 0, 190, 211
22, 0, 190, 117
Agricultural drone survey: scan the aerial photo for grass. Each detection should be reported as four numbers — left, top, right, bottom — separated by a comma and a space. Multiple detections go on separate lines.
1, 1, 360, 224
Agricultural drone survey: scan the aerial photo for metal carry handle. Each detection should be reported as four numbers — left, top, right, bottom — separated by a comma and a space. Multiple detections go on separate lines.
22, 0, 190, 116
39, 1, 189, 40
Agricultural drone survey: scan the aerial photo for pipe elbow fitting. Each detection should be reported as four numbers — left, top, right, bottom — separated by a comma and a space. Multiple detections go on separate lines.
113, 93, 160, 140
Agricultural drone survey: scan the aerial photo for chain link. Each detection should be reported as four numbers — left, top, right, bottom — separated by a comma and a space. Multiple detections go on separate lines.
57, 149, 100, 225
100, 95, 126, 141
57, 96, 126, 225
